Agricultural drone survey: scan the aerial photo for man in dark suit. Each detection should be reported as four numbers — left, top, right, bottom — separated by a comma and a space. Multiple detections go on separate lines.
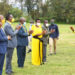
0, 15, 11, 75
4, 14, 21, 74
17, 17, 33, 67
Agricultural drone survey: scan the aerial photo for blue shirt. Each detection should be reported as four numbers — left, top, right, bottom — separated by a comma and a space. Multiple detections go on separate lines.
49, 24, 59, 38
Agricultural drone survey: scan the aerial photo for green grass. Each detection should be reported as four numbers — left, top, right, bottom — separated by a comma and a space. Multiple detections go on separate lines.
3, 23, 75, 75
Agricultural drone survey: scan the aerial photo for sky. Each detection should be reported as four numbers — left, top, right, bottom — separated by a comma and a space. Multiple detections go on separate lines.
42, 0, 46, 4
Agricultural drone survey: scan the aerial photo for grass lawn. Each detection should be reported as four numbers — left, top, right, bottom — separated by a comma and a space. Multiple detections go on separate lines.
2, 23, 75, 75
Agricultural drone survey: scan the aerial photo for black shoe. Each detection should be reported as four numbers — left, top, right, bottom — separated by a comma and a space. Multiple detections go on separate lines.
6, 72, 11, 75
18, 66, 24, 68
27, 49, 32, 53
54, 52, 56, 55
43, 62, 47, 64
40, 63, 43, 65
41, 61, 47, 65
48, 53, 53, 56
42, 62, 44, 64
11, 71, 15, 73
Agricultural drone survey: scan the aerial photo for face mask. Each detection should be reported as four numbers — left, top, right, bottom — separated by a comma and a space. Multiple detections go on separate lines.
37, 23, 40, 26
51, 22, 54, 25
30, 24, 33, 26
11, 18, 15, 22
23, 22, 26, 26
45, 24, 49, 27
2, 19, 5, 24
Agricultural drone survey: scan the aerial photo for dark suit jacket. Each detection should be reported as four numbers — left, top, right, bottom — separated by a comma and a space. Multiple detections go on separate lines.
49, 24, 59, 38
17, 25, 28, 46
42, 25, 50, 45
0, 28, 8, 54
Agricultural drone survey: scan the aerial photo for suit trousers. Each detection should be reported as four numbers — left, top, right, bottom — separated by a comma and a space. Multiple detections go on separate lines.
42, 44, 47, 62
6, 48, 14, 73
17, 46, 26, 67
0, 54, 5, 75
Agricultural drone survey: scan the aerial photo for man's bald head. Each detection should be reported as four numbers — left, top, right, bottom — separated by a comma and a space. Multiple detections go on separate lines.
20, 17, 25, 24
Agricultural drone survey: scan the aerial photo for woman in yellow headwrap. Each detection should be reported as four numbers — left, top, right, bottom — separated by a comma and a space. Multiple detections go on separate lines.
31, 19, 46, 65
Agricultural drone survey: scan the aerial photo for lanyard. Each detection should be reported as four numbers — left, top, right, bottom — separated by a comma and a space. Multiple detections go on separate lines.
22, 25, 27, 32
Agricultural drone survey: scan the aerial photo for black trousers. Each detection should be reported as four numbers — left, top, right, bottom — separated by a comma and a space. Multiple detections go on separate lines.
17, 46, 26, 67
42, 44, 47, 62
0, 53, 5, 75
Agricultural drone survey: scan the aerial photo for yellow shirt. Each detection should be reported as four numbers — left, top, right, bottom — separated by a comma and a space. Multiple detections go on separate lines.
7, 21, 12, 25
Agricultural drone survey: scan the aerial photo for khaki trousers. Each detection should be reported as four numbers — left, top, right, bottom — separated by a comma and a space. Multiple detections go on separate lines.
49, 37, 57, 54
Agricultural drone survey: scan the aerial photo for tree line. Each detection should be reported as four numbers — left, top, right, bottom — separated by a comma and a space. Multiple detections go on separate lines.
0, 0, 75, 23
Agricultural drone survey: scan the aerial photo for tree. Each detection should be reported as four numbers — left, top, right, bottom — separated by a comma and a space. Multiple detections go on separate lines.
9, 7, 23, 19
0, 2, 12, 16
18, 0, 25, 11
12, 0, 75, 23
25, 0, 35, 14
